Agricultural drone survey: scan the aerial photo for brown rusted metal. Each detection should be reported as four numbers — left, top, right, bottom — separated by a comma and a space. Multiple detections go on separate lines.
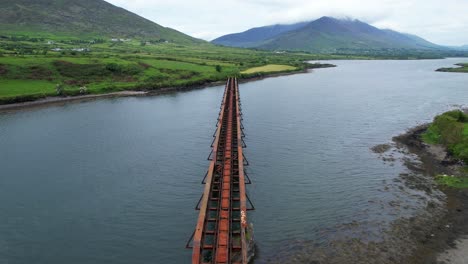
191, 80, 228, 264
190, 78, 253, 264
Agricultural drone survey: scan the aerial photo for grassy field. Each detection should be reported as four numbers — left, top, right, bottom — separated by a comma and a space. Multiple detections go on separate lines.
1, 30, 448, 105
0, 79, 55, 97
0, 33, 349, 104
436, 63, 468, 73
241, 64, 297, 74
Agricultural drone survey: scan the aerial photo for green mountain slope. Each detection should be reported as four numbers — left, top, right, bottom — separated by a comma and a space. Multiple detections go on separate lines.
211, 22, 309, 48
0, 0, 201, 43
213, 16, 445, 53
260, 17, 443, 52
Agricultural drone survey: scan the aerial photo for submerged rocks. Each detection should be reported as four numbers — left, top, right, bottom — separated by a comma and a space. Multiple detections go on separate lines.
371, 143, 392, 154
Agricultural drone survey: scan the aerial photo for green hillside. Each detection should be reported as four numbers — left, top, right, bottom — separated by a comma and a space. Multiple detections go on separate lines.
258, 17, 442, 53
0, 0, 348, 105
1, 2, 450, 106
0, 0, 200, 43
0, 34, 333, 104
212, 17, 452, 54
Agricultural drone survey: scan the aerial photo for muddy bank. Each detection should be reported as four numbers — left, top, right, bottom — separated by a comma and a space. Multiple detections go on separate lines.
0, 91, 147, 113
392, 124, 468, 264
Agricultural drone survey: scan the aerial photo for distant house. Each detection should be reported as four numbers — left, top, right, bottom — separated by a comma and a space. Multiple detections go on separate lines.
111, 38, 131, 42
51, 48, 62, 51
71, 48, 90, 52
47, 41, 55, 45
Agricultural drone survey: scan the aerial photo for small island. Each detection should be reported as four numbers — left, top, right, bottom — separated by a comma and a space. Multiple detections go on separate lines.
436, 63, 468, 73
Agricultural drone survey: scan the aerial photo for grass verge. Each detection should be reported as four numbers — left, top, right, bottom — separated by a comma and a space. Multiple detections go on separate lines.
435, 174, 468, 188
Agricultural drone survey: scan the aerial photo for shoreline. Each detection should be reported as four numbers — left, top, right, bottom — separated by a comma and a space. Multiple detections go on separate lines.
390, 122, 468, 263
0, 91, 147, 113
0, 68, 319, 113
436, 63, 468, 73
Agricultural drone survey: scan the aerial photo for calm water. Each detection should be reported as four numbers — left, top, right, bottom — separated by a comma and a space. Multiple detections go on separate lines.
1, 58, 468, 263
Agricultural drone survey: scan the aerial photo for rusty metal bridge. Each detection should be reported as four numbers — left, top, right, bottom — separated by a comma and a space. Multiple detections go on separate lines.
187, 78, 254, 264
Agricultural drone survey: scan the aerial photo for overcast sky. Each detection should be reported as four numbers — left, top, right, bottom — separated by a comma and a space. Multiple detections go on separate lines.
106, 0, 468, 46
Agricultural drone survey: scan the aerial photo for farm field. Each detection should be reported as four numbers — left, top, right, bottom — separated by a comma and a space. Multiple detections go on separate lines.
0, 36, 337, 103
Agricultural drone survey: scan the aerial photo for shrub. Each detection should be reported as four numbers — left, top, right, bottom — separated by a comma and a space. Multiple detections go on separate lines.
422, 125, 440, 144
452, 139, 468, 163
0, 64, 7, 75
432, 114, 463, 146
105, 63, 122, 73
424, 110, 468, 163
54, 60, 107, 78
145, 72, 170, 82
106, 63, 142, 75
444, 110, 468, 123
56, 83, 64, 95
138, 62, 151, 69
0, 94, 47, 104
27, 66, 53, 80
79, 86, 88, 94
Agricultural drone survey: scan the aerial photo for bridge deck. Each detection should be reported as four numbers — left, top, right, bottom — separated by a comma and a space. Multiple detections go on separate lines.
190, 78, 252, 264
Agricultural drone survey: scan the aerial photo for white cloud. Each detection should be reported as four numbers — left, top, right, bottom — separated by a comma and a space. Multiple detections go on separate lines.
106, 0, 468, 46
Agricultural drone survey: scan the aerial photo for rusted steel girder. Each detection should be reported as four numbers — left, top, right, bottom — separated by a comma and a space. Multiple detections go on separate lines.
189, 78, 253, 264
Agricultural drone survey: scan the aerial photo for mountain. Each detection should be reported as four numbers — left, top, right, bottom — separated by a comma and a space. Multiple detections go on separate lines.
212, 22, 308, 48
0, 0, 201, 43
213, 16, 443, 53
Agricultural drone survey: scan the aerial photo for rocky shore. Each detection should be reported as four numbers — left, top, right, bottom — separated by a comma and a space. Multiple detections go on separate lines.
260, 120, 467, 264
392, 123, 468, 264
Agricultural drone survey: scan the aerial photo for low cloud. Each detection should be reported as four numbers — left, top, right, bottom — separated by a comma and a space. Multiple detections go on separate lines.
106, 0, 468, 46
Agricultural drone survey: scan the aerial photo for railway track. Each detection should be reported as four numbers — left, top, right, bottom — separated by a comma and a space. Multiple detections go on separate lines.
188, 78, 254, 264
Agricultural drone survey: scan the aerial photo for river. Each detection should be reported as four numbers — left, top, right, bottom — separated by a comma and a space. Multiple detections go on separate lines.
1, 58, 468, 263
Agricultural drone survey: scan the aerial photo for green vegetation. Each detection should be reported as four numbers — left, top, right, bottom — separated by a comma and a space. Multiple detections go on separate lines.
241, 64, 297, 74
435, 174, 468, 188
0, 34, 343, 104
214, 17, 468, 58
423, 110, 468, 188
422, 110, 468, 162
436, 63, 468, 73
0, 79, 56, 97
0, 0, 199, 44
1, 0, 459, 106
